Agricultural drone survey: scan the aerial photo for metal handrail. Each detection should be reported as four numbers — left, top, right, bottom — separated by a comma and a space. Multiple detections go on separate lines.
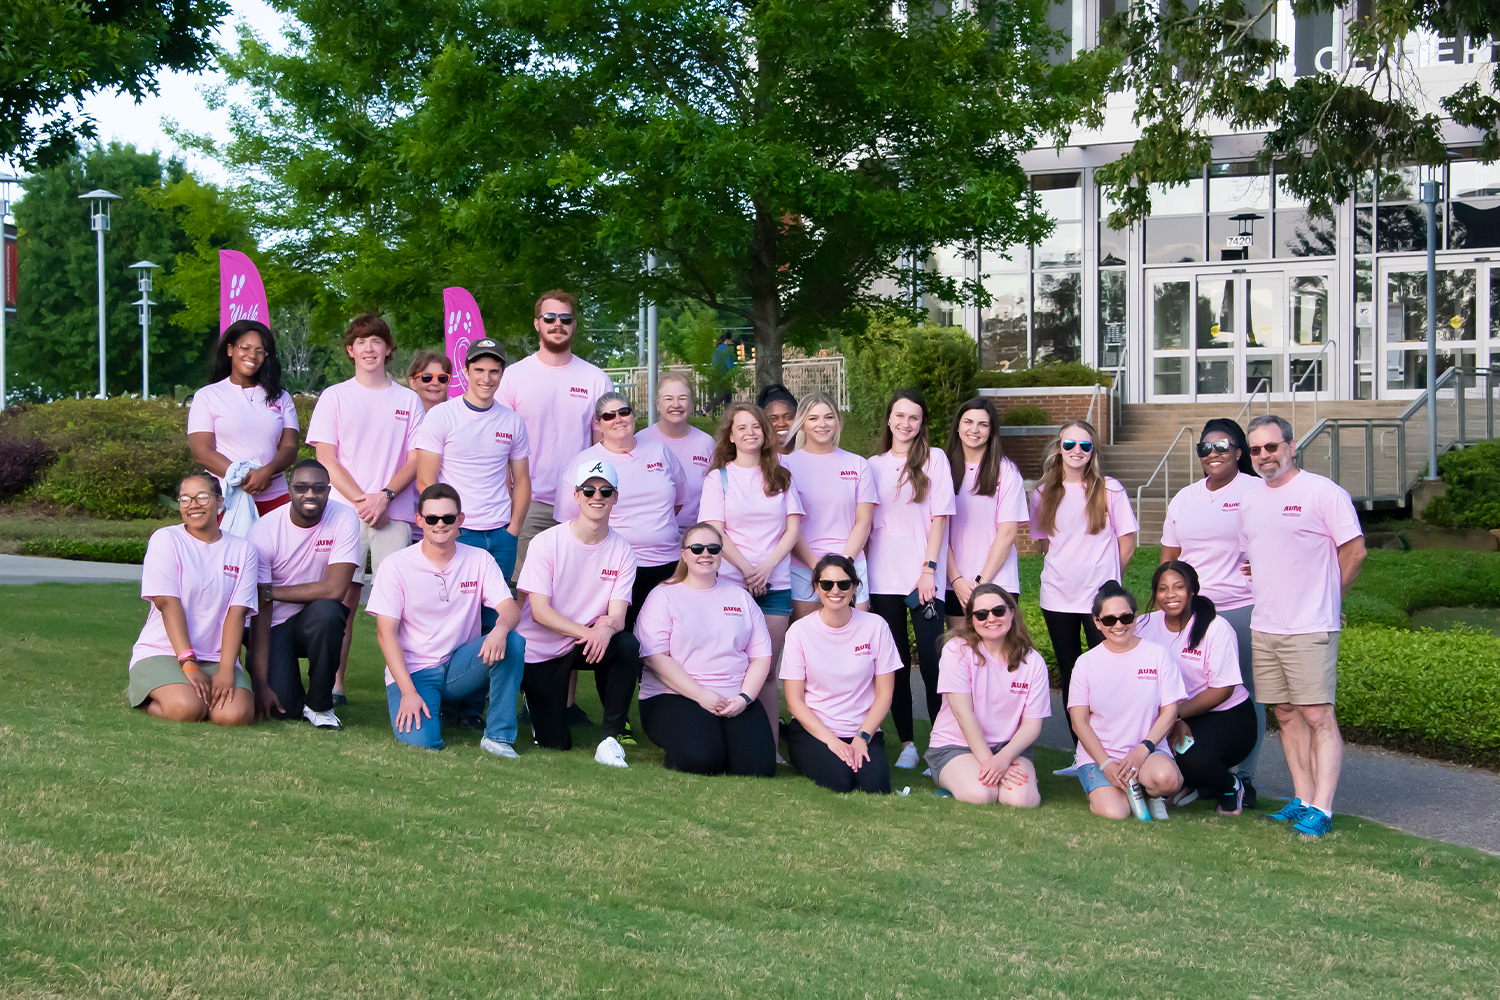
1236, 377, 1270, 426
1133, 425, 1199, 519
1289, 339, 1337, 436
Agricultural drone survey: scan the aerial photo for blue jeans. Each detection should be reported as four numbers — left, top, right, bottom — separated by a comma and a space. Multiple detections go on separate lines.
459, 525, 518, 632
385, 630, 526, 749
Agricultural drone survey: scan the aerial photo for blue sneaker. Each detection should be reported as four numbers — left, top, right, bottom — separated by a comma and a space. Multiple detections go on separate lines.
1267, 797, 1309, 823
1292, 808, 1334, 837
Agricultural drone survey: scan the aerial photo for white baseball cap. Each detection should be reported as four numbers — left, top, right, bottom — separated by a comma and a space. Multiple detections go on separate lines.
574, 457, 619, 488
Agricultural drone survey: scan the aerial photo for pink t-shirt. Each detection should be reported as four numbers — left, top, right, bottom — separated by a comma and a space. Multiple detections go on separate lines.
247, 502, 361, 627
634, 579, 772, 700
365, 542, 513, 683
131, 525, 259, 667
638, 423, 715, 527
1161, 473, 1264, 611
1067, 639, 1188, 768
411, 397, 532, 531
950, 457, 1029, 595
515, 522, 638, 662
1028, 477, 1140, 614
781, 448, 879, 567
305, 378, 424, 524
1239, 470, 1362, 635
928, 640, 1052, 749
865, 450, 958, 597
1134, 612, 1248, 712
187, 378, 300, 501
779, 609, 903, 738
552, 440, 690, 566
699, 463, 806, 591
496, 354, 615, 506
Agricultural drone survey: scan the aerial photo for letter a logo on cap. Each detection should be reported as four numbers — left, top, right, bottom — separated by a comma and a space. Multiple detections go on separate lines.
575, 457, 620, 488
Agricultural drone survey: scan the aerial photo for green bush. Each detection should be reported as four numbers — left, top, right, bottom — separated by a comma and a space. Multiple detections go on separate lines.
1421, 440, 1500, 528
974, 360, 1111, 389
841, 317, 976, 449
1001, 404, 1053, 426
21, 536, 149, 564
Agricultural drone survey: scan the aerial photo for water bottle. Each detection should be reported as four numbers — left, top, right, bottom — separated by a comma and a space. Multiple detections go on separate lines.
1127, 780, 1153, 822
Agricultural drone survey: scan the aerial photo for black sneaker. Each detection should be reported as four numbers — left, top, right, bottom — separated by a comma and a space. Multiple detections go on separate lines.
567, 704, 593, 726
1241, 783, 1259, 810
330, 691, 348, 707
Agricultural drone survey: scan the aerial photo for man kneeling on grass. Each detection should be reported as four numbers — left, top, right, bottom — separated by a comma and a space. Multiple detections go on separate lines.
367, 483, 526, 757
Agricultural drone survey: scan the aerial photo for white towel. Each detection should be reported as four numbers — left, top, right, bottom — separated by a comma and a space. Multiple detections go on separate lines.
220, 459, 262, 537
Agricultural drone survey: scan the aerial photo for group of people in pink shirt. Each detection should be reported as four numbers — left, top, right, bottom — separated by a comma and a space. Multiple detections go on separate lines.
131, 289, 1367, 834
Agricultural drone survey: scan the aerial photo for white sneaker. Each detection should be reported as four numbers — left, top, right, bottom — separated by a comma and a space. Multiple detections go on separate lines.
480, 737, 519, 759
894, 743, 921, 769
1171, 787, 1200, 807
303, 705, 341, 729
1148, 796, 1170, 821
595, 736, 628, 768
1052, 764, 1080, 777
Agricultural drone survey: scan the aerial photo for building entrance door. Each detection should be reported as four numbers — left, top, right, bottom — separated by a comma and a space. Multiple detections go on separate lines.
1377, 259, 1496, 399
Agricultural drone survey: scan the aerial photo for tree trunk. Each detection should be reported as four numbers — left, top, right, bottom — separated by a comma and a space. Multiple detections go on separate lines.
748, 202, 783, 390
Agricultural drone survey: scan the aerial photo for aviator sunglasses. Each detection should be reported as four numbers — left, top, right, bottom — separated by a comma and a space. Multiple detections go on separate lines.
685, 543, 722, 555
538, 312, 576, 325
1196, 439, 1234, 457
971, 604, 1011, 622
578, 486, 616, 498
598, 406, 633, 422
416, 372, 451, 384
422, 513, 458, 526
817, 578, 854, 592
1248, 441, 1285, 457
1061, 439, 1093, 453
1097, 612, 1136, 627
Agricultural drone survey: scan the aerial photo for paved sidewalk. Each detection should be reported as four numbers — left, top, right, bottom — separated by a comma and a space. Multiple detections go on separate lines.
0, 553, 143, 585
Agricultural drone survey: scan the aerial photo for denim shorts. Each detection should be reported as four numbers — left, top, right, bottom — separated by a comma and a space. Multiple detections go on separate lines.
1077, 749, 1174, 794
754, 588, 793, 618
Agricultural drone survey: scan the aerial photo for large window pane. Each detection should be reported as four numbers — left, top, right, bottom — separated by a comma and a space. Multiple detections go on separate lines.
1150, 178, 1205, 217
1145, 216, 1205, 263
1035, 222, 1083, 267
1377, 204, 1437, 253
1209, 164, 1270, 213
1154, 357, 1185, 396
926, 244, 969, 327
1211, 213, 1270, 260
1379, 166, 1423, 204
1099, 269, 1127, 367
1247, 278, 1283, 351
1034, 173, 1083, 220
1197, 358, 1233, 395
979, 272, 1027, 370
1384, 269, 1476, 344
1033, 271, 1082, 363
1153, 279, 1191, 350
1276, 210, 1336, 256
1291, 275, 1328, 346
1293, 6, 1335, 76
1099, 187, 1129, 265
1196, 279, 1236, 349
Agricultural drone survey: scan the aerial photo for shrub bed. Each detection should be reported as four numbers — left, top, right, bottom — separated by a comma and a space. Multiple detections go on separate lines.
1421, 440, 1500, 529
21, 536, 149, 564
974, 360, 1112, 389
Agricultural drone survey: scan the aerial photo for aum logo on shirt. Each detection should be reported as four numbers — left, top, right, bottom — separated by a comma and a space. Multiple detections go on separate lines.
692, 454, 710, 467
1221, 501, 1240, 511
495, 431, 512, 443
1282, 504, 1303, 517
394, 408, 411, 421
223, 564, 242, 578
1181, 647, 1204, 659
459, 579, 480, 594
722, 605, 743, 616
569, 386, 590, 399
839, 469, 859, 480
314, 537, 335, 551
853, 642, 872, 656
1137, 667, 1158, 679
1010, 680, 1030, 694
601, 568, 620, 581
646, 461, 664, 473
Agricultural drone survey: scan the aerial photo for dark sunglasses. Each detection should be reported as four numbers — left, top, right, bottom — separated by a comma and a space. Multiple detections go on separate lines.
972, 605, 1011, 621
288, 482, 331, 495
1097, 612, 1136, 627
1061, 439, 1093, 453
416, 373, 451, 384
422, 513, 458, 525
598, 406, 633, 422
1196, 440, 1234, 457
578, 486, 616, 498
538, 312, 576, 324
1248, 441, 1285, 457
685, 543, 722, 555
817, 578, 854, 592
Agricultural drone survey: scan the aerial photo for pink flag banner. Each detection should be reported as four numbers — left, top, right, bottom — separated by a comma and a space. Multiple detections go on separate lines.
219, 250, 270, 333
442, 286, 486, 398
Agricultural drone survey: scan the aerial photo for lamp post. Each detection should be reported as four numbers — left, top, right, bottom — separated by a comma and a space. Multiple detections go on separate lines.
1422, 176, 1441, 480
0, 172, 20, 411
645, 253, 658, 421
78, 189, 121, 398
129, 261, 159, 397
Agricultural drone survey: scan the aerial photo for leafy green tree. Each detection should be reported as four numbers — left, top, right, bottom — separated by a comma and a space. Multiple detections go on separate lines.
2, 0, 228, 166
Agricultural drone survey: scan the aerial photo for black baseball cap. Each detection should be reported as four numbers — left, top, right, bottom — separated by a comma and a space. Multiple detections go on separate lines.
466, 339, 507, 366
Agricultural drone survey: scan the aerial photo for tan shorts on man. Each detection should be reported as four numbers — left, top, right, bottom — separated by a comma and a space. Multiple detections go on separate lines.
356, 519, 412, 585
1251, 630, 1338, 705
511, 500, 559, 583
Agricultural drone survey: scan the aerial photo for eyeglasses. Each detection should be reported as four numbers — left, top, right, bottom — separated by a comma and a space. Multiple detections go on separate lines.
1248, 441, 1286, 457
598, 406, 633, 422
1197, 440, 1234, 457
1061, 439, 1093, 453
432, 573, 450, 602
177, 492, 216, 506
538, 312, 576, 325
972, 605, 1011, 621
817, 578, 854, 592
578, 486, 616, 498
416, 373, 451, 384
685, 543, 722, 555
422, 513, 458, 525
1097, 612, 1137, 627
289, 483, 331, 495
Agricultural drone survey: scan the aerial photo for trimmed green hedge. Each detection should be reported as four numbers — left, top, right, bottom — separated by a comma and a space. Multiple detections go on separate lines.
21, 536, 149, 564
1422, 440, 1500, 529
974, 360, 1111, 389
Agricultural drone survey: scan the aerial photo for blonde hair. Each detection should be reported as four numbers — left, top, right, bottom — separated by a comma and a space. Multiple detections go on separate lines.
1035, 420, 1108, 536
666, 523, 724, 585
656, 372, 695, 407
785, 391, 842, 451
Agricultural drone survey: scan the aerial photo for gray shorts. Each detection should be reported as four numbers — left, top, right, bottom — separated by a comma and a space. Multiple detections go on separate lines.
927, 741, 1034, 783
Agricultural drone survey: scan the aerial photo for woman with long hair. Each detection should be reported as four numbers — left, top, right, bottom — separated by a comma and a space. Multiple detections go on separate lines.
780, 555, 901, 794
1029, 419, 1138, 757
782, 391, 877, 621
701, 402, 804, 747
188, 319, 301, 515
1159, 417, 1267, 806
866, 388, 956, 770
944, 398, 1028, 630
756, 383, 798, 455
633, 523, 777, 776
406, 350, 453, 413
1136, 560, 1256, 814
638, 373, 715, 526
927, 586, 1049, 807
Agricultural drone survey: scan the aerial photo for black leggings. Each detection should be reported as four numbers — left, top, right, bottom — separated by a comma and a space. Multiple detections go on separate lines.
869, 594, 944, 744
1176, 698, 1257, 797
640, 694, 776, 777
1041, 609, 1104, 743
523, 632, 642, 749
785, 718, 891, 794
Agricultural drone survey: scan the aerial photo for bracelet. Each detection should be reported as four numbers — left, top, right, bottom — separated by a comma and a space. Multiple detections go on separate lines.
738, 692, 754, 706
1140, 739, 1156, 754
177, 648, 196, 663
181, 661, 200, 672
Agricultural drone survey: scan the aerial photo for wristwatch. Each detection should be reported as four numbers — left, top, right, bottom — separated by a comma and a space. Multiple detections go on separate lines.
739, 692, 754, 705
857, 730, 873, 743
1140, 739, 1157, 754
924, 560, 938, 571
380, 488, 396, 501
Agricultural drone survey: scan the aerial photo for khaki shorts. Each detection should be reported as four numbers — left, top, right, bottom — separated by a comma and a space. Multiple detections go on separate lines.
357, 518, 413, 585
127, 655, 251, 707
1251, 630, 1338, 706
512, 500, 558, 583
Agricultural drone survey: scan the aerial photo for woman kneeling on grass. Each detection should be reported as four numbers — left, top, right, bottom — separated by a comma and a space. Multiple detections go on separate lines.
780, 555, 902, 794
127, 474, 257, 726
927, 586, 1049, 807
634, 524, 778, 777
1068, 581, 1187, 819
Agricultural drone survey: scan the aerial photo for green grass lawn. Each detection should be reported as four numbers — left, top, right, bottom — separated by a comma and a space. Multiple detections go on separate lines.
3, 583, 1499, 999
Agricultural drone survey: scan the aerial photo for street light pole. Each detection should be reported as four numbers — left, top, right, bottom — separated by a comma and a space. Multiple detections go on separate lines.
1422, 178, 1440, 480
646, 253, 659, 421
129, 261, 159, 397
79, 189, 121, 398
0, 172, 19, 411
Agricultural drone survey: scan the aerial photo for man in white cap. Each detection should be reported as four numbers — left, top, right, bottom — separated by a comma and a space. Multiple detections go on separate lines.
515, 457, 641, 767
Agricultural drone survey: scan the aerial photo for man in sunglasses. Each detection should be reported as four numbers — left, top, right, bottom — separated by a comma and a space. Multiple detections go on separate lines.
515, 458, 642, 768
1238, 414, 1366, 838
246, 460, 361, 728
498, 290, 616, 583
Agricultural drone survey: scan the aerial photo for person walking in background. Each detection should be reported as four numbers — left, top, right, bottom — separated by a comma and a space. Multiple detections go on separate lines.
782, 391, 877, 621
944, 398, 1028, 628
246, 459, 359, 729
704, 331, 737, 414
781, 555, 901, 795
499, 289, 615, 580
1159, 417, 1266, 805
756, 383, 798, 455
865, 388, 956, 771
1029, 419, 1138, 767
634, 524, 778, 777
638, 373, 715, 527
406, 350, 453, 414
188, 319, 301, 517
306, 313, 425, 707
1240, 414, 1366, 838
